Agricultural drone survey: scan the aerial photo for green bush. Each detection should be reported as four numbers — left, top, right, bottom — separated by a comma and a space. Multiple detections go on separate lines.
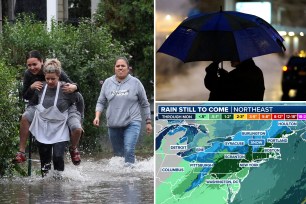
0, 13, 153, 176
94, 0, 154, 97
0, 60, 25, 176
0, 15, 127, 166
45, 19, 127, 152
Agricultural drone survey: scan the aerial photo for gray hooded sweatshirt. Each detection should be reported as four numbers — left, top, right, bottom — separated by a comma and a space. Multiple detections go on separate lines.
95, 74, 151, 127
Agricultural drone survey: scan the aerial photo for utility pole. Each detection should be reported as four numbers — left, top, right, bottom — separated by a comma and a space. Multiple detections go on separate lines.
8, 0, 15, 23
47, 0, 58, 31
63, 0, 68, 21
91, 0, 100, 17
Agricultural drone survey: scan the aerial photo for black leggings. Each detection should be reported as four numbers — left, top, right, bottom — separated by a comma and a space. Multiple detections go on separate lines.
37, 141, 67, 177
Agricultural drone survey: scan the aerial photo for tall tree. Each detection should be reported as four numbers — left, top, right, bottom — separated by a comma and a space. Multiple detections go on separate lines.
94, 0, 154, 98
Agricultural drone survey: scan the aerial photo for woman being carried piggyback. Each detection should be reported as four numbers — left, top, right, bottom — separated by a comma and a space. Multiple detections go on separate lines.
29, 58, 83, 177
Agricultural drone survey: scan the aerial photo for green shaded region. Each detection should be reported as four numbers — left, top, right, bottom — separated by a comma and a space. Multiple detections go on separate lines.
232, 132, 306, 204
252, 152, 268, 160
222, 114, 234, 119
158, 170, 233, 204
170, 184, 228, 204
254, 143, 273, 154
156, 160, 194, 203
156, 139, 166, 154
263, 142, 273, 148
155, 118, 303, 204
209, 114, 222, 120
156, 182, 175, 204
156, 158, 232, 204
275, 132, 283, 138
236, 167, 250, 179
210, 157, 242, 178
196, 114, 209, 120
172, 168, 202, 195
244, 146, 268, 161
244, 146, 253, 161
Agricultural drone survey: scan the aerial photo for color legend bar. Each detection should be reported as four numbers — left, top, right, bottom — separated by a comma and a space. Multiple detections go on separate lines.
285, 114, 297, 120
260, 114, 271, 120
209, 114, 222, 120
234, 114, 247, 120
298, 114, 306, 120
196, 114, 209, 120
222, 114, 234, 119
247, 114, 260, 120
272, 114, 284, 120
158, 113, 302, 120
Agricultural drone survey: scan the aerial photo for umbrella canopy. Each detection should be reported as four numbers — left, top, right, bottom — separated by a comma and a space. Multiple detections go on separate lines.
157, 10, 286, 62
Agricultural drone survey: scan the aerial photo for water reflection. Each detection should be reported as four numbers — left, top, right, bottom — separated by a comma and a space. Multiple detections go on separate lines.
0, 157, 154, 204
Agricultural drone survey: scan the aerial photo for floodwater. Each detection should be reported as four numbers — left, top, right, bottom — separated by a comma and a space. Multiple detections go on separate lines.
0, 155, 154, 204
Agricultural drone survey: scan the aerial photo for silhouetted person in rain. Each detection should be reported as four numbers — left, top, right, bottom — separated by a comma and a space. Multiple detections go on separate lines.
204, 61, 229, 100
204, 58, 265, 101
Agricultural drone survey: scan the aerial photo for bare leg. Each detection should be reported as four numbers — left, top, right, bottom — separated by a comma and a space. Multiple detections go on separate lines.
70, 128, 82, 149
19, 116, 30, 153
69, 128, 82, 165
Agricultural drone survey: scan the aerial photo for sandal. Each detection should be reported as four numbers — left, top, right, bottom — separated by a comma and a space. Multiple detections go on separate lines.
12, 151, 26, 163
69, 146, 81, 165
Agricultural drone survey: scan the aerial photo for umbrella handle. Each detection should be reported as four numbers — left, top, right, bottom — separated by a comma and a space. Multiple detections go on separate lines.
216, 61, 223, 77
216, 61, 223, 69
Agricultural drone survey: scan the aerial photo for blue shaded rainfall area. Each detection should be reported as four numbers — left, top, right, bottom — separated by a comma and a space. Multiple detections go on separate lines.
156, 122, 207, 151
156, 120, 294, 193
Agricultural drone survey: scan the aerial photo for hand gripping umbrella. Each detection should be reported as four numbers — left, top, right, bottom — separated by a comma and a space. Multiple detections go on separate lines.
157, 10, 286, 62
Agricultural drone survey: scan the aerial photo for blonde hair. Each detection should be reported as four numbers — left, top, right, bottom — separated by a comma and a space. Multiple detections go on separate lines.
43, 58, 62, 76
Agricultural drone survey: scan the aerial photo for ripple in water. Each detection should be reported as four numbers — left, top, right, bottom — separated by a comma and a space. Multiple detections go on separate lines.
0, 156, 154, 204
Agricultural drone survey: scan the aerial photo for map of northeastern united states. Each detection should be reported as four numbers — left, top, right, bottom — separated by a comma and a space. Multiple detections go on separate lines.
155, 103, 306, 204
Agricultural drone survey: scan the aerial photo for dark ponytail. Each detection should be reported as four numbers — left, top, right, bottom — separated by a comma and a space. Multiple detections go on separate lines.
26, 50, 43, 62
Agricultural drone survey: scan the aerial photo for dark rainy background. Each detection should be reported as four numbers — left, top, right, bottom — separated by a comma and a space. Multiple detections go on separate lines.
156, 0, 306, 101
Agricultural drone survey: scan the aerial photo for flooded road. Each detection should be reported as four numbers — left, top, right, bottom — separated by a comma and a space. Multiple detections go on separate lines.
0, 156, 154, 204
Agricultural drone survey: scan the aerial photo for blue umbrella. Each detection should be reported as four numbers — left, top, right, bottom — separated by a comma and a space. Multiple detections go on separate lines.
158, 10, 286, 62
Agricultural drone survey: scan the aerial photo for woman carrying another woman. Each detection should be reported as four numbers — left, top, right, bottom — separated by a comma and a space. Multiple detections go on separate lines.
13, 50, 83, 165
93, 57, 152, 166
29, 58, 82, 177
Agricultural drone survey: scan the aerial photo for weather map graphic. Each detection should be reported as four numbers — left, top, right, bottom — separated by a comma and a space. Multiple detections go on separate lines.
155, 103, 306, 204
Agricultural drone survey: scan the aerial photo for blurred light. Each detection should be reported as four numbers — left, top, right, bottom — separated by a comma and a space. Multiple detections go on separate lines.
288, 90, 296, 98
284, 36, 290, 41
300, 32, 304, 36
236, 2, 271, 23
293, 36, 299, 52
278, 31, 287, 36
288, 32, 295, 36
299, 50, 306, 57
283, 36, 290, 52
282, 66, 288, 72
165, 15, 171, 21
